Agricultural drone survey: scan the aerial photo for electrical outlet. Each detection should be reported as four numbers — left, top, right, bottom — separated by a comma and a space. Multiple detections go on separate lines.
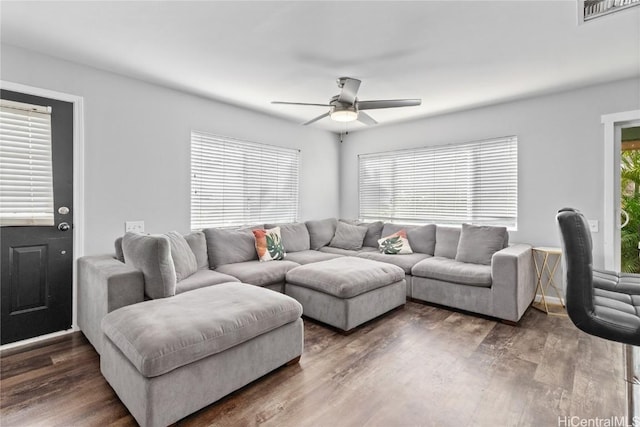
125, 220, 145, 233
588, 219, 599, 233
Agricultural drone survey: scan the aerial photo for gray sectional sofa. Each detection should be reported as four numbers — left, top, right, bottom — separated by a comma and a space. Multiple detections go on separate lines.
79, 217, 535, 354
78, 217, 536, 426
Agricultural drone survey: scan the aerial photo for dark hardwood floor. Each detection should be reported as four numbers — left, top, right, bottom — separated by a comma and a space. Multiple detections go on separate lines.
0, 301, 627, 426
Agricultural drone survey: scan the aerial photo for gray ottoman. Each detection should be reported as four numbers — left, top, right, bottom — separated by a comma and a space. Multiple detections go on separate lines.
100, 282, 303, 427
285, 257, 406, 332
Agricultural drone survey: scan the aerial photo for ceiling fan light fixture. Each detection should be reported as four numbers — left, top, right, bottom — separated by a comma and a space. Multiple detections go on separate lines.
330, 108, 358, 122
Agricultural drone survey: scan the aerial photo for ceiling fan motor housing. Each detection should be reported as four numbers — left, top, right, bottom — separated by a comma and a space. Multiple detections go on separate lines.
329, 95, 358, 122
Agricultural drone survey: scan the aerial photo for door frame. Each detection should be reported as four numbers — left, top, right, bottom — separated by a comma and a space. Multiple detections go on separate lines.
0, 80, 85, 349
603, 109, 640, 270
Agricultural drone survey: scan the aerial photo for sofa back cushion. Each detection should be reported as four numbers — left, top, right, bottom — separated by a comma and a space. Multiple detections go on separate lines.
455, 224, 508, 265
380, 223, 436, 255
114, 236, 125, 262
184, 231, 209, 270
264, 222, 310, 253
329, 221, 368, 250
165, 231, 198, 282
122, 232, 177, 299
342, 220, 384, 248
434, 226, 461, 259
305, 218, 338, 250
204, 227, 260, 268
406, 224, 436, 255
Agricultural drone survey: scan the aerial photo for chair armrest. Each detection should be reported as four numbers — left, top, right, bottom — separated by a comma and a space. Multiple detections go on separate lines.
491, 244, 536, 322
77, 255, 144, 353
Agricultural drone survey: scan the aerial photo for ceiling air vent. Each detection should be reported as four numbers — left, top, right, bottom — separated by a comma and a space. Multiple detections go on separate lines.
581, 0, 640, 21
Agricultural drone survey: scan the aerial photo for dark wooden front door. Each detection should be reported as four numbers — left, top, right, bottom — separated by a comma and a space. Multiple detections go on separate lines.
1, 90, 74, 345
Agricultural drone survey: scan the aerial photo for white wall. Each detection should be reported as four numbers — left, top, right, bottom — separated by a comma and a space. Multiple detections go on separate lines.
340, 78, 640, 268
1, 44, 340, 255
3, 43, 639, 268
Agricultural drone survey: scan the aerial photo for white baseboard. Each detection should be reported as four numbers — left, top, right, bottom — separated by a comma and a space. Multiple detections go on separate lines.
0, 326, 79, 352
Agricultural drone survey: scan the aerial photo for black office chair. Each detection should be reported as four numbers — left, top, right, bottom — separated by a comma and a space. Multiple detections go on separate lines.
557, 207, 640, 346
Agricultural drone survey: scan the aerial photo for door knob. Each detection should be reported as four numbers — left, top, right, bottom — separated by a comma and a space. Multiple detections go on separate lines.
58, 222, 70, 231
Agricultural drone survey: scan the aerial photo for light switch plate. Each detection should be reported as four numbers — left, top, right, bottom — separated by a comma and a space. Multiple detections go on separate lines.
588, 219, 599, 233
125, 220, 145, 233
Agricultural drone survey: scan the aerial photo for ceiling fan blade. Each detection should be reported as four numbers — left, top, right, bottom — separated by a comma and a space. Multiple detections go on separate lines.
302, 112, 330, 125
337, 78, 361, 105
357, 111, 378, 126
272, 101, 331, 107
357, 99, 422, 110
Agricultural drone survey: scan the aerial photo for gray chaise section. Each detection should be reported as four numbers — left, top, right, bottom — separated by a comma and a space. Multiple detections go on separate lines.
101, 283, 304, 427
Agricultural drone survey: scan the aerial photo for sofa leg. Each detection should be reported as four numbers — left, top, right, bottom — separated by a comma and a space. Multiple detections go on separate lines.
286, 355, 301, 366
501, 319, 518, 326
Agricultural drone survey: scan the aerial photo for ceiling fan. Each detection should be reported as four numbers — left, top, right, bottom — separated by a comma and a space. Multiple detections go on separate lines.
272, 77, 422, 126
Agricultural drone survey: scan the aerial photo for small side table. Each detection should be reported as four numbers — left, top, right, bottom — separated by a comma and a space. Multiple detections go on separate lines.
532, 246, 566, 315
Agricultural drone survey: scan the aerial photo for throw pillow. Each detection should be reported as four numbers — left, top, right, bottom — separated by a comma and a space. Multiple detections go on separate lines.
455, 223, 508, 265
203, 226, 260, 268
329, 221, 368, 250
253, 227, 286, 261
363, 221, 385, 248
183, 230, 209, 270
406, 224, 437, 255
122, 232, 177, 299
264, 222, 310, 252
378, 230, 414, 254
165, 231, 198, 281
305, 218, 338, 250
434, 226, 461, 259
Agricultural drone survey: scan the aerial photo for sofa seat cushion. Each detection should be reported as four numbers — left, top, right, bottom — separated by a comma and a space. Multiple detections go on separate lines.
318, 246, 377, 256
215, 260, 300, 286
286, 257, 405, 298
357, 251, 431, 274
284, 250, 343, 265
411, 257, 492, 287
175, 270, 239, 294
102, 283, 303, 378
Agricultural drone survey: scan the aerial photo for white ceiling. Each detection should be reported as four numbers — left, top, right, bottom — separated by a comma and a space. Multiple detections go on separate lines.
2, 1, 639, 133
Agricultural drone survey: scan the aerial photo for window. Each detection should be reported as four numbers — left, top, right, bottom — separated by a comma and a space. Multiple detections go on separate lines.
190, 131, 300, 229
582, 0, 640, 22
0, 99, 54, 226
359, 136, 517, 228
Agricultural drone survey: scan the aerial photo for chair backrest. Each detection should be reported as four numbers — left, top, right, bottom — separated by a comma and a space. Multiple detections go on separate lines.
556, 208, 595, 326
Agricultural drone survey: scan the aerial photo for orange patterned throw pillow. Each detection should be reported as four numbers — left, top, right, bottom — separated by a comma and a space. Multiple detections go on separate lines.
253, 227, 285, 262
378, 229, 413, 255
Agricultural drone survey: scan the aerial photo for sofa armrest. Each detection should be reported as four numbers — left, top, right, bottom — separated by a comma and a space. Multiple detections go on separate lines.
490, 244, 536, 322
78, 255, 144, 354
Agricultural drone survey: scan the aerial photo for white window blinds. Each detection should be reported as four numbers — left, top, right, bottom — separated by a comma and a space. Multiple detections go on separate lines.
191, 131, 300, 229
359, 136, 518, 228
0, 99, 54, 226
